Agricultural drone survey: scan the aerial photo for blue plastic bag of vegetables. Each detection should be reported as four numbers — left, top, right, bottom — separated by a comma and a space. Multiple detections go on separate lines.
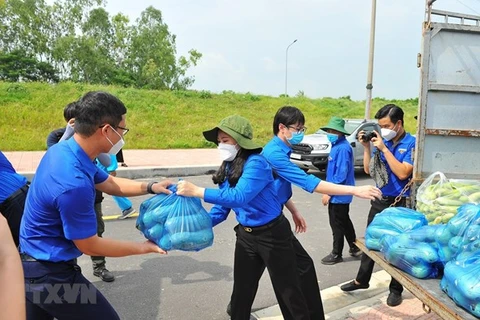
435, 204, 480, 265
380, 233, 441, 279
136, 185, 214, 252
441, 250, 480, 318
365, 207, 427, 251
136, 186, 174, 233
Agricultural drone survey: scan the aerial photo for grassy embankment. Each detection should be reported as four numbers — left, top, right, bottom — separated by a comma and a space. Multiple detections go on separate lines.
0, 81, 419, 151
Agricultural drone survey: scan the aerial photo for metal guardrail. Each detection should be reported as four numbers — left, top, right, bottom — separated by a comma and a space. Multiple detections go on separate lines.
431, 9, 480, 26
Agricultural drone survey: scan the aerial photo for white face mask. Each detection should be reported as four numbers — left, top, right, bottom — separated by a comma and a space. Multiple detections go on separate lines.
106, 126, 125, 155
381, 124, 398, 141
218, 143, 239, 161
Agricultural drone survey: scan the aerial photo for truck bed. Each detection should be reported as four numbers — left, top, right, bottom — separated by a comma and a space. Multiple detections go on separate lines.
356, 238, 478, 320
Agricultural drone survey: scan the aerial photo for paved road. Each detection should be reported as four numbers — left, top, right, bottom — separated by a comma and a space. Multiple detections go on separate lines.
77, 170, 381, 320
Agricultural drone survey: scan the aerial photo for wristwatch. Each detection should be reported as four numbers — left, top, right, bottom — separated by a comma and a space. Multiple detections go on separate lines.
147, 181, 158, 194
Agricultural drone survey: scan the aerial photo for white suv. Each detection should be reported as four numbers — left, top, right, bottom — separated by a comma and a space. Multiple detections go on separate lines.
290, 119, 379, 171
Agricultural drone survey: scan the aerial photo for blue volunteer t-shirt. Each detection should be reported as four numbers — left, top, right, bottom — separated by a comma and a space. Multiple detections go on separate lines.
20, 138, 109, 262
375, 133, 416, 197
0, 151, 28, 202
204, 154, 282, 227
262, 136, 321, 205
326, 137, 355, 204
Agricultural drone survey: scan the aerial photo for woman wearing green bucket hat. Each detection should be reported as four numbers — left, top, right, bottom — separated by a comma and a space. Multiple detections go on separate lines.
177, 115, 313, 320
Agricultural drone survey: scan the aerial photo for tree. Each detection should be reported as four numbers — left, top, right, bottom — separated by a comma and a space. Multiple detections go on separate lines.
0, 50, 59, 82
70, 7, 116, 83
50, 0, 110, 80
0, 1, 201, 89
0, 0, 53, 61
127, 6, 202, 90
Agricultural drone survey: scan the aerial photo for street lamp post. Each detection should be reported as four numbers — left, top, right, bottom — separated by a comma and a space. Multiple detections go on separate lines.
285, 39, 298, 96
364, 0, 377, 119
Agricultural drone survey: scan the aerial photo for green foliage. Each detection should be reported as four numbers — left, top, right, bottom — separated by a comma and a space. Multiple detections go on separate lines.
244, 92, 260, 101
0, 50, 58, 82
0, 82, 420, 151
0, 0, 201, 90
6, 83, 27, 93
296, 90, 305, 98
173, 89, 195, 98
0, 83, 29, 103
338, 95, 352, 101
199, 90, 212, 99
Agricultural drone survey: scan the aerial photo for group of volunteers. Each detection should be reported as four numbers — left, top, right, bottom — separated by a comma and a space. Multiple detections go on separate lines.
0, 90, 415, 320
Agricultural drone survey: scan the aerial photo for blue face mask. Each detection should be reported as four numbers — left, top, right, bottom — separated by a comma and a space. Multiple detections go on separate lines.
287, 132, 304, 145
326, 133, 339, 144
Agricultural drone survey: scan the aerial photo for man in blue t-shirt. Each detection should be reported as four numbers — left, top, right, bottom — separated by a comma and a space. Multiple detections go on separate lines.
20, 91, 173, 319
48, 100, 119, 282
0, 150, 29, 247
320, 117, 361, 265
340, 104, 416, 308
255, 106, 382, 320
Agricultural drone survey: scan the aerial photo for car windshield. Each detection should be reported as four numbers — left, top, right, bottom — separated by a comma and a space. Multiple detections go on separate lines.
315, 122, 361, 135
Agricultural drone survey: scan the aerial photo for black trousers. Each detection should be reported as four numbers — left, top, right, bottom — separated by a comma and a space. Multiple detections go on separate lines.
23, 259, 119, 320
115, 149, 124, 163
90, 202, 106, 271
355, 197, 407, 295
327, 203, 356, 256
0, 183, 29, 247
230, 215, 324, 320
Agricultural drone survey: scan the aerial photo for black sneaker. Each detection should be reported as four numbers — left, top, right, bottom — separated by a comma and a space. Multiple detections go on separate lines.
340, 280, 369, 292
386, 292, 402, 307
226, 301, 231, 316
118, 207, 136, 220
321, 253, 343, 265
93, 268, 115, 282
349, 245, 362, 257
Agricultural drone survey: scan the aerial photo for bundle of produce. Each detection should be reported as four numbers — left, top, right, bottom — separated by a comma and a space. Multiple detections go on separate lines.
365, 207, 427, 251
380, 234, 441, 279
136, 185, 174, 233
441, 251, 480, 318
397, 224, 443, 247
433, 204, 480, 265
416, 172, 480, 225
136, 185, 214, 252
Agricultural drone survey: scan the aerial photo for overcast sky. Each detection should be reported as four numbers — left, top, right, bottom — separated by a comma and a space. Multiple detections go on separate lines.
104, 0, 480, 100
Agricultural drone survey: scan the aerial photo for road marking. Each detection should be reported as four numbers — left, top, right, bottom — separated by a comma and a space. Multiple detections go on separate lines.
103, 212, 139, 221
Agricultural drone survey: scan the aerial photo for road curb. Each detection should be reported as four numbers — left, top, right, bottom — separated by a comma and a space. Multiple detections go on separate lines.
251, 270, 391, 320
19, 165, 220, 182
114, 165, 219, 179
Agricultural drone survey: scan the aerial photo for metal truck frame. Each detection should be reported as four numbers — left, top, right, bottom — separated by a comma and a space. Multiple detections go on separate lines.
414, 6, 480, 185
360, 3, 480, 319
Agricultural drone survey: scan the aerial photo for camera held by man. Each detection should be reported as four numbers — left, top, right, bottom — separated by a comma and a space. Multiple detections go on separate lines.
358, 124, 382, 143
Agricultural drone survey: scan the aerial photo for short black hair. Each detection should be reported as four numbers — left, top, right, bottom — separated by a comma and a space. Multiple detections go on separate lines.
375, 104, 404, 126
63, 101, 79, 122
74, 91, 127, 137
273, 106, 305, 135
